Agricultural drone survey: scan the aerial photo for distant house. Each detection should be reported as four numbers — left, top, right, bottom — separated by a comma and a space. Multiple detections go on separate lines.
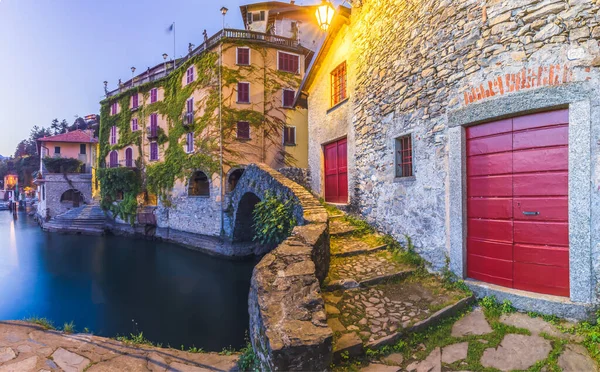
35, 130, 98, 220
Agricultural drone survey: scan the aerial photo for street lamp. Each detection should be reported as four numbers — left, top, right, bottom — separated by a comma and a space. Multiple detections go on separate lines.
131, 67, 136, 85
103, 81, 108, 96
315, 0, 335, 31
219, 6, 229, 235
162, 53, 168, 73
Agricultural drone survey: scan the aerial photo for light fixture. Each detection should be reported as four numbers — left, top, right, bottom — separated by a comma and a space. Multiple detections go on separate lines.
220, 6, 228, 15
315, 0, 335, 31
162, 53, 168, 60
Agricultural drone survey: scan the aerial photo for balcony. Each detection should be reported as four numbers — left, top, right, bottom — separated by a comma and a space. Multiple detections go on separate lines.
106, 29, 309, 98
147, 126, 158, 139
183, 113, 194, 126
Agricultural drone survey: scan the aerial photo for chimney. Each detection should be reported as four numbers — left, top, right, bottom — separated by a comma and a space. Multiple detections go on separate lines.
290, 0, 295, 4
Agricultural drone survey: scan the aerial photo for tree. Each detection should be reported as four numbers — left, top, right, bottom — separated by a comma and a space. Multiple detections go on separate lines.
59, 119, 69, 134
50, 119, 60, 135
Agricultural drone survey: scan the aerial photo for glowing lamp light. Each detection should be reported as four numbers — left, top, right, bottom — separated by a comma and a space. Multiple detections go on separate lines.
315, 0, 335, 31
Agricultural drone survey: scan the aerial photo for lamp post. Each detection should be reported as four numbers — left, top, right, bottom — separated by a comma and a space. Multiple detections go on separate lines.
103, 81, 108, 96
315, 0, 335, 31
162, 53, 168, 74
131, 66, 136, 86
219, 6, 228, 236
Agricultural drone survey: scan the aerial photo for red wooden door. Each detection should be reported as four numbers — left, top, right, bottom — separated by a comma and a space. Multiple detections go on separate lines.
466, 109, 569, 297
324, 138, 348, 204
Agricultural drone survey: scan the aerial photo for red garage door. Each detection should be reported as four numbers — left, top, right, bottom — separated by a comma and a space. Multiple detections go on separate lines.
466, 109, 569, 297
324, 138, 348, 204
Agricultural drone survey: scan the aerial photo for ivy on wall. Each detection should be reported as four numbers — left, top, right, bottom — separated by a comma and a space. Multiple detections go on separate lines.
97, 167, 142, 224
99, 41, 303, 221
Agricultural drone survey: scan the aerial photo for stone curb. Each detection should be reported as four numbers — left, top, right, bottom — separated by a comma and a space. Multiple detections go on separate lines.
332, 244, 388, 258
324, 269, 416, 292
365, 295, 476, 349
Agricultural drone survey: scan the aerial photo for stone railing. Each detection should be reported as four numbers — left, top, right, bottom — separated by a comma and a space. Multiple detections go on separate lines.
232, 164, 332, 371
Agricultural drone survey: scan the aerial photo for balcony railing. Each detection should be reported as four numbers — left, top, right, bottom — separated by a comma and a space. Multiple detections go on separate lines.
106, 29, 306, 98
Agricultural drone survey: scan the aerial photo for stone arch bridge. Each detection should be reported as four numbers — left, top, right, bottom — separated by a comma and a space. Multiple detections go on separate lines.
225, 163, 334, 371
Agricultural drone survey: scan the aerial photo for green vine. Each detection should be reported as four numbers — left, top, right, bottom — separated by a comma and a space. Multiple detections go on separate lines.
99, 41, 303, 221
252, 191, 297, 246
97, 168, 142, 224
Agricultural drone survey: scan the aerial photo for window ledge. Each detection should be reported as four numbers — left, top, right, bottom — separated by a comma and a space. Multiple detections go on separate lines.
394, 176, 416, 184
284, 143, 297, 147
236, 101, 251, 105
130, 107, 139, 112
237, 138, 251, 142
327, 98, 349, 114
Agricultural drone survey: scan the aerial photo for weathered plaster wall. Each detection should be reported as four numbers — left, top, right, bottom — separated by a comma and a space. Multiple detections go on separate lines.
38, 173, 93, 218
340, 0, 600, 280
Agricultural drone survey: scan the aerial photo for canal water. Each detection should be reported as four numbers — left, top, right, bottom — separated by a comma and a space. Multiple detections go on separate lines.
0, 211, 256, 351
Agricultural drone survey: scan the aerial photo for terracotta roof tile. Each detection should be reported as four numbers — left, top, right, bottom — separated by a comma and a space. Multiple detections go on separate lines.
38, 130, 98, 144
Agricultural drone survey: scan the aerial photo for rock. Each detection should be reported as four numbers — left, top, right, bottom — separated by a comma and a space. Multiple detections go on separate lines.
407, 347, 441, 372
51, 348, 91, 372
327, 318, 346, 333
0, 356, 38, 372
480, 334, 551, 371
325, 304, 341, 315
382, 353, 404, 366
442, 342, 468, 364
499, 313, 565, 339
0, 348, 16, 363
334, 333, 364, 361
558, 344, 597, 372
451, 309, 492, 337
360, 363, 400, 372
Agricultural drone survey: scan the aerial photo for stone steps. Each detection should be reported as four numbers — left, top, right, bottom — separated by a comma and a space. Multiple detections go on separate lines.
44, 206, 108, 235
329, 219, 358, 236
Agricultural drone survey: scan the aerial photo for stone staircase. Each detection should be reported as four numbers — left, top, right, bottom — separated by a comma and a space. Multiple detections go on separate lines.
43, 205, 107, 235
322, 208, 473, 363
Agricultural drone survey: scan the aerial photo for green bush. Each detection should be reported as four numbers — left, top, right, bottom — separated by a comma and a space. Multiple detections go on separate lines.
98, 167, 142, 224
43, 157, 83, 173
237, 341, 259, 371
252, 191, 297, 246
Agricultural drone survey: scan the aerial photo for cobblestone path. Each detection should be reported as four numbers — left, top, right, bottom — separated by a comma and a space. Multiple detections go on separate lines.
0, 321, 238, 372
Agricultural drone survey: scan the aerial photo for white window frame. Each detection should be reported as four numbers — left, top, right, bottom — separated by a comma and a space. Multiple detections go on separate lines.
186, 132, 195, 154
277, 50, 301, 74
284, 126, 297, 146
236, 47, 251, 66
282, 88, 295, 108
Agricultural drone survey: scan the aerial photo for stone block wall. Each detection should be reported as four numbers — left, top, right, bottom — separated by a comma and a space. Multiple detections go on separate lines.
39, 173, 93, 218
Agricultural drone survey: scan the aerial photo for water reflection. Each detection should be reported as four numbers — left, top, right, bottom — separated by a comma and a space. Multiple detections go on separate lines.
0, 212, 256, 350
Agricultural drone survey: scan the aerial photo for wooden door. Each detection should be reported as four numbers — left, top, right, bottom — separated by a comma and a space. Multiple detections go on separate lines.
466, 109, 569, 297
324, 138, 348, 204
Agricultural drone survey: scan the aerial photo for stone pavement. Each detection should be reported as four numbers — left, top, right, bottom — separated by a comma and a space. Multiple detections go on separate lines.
0, 321, 238, 372
359, 308, 598, 372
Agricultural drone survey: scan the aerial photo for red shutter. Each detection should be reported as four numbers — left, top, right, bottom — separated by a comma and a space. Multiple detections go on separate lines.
238, 83, 249, 103
238, 48, 250, 65
279, 53, 299, 73
283, 89, 295, 107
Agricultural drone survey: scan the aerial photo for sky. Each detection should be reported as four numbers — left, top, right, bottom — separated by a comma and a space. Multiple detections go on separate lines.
0, 0, 326, 156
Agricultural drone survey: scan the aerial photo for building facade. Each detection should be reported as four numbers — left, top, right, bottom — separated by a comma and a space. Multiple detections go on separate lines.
99, 1, 320, 239
300, 0, 600, 316
35, 130, 98, 219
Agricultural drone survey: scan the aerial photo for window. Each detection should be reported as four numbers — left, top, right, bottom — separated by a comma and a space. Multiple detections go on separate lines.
150, 88, 158, 103
247, 12, 253, 24
110, 102, 118, 115
331, 61, 347, 107
186, 132, 195, 153
284, 126, 296, 146
110, 126, 117, 145
132, 118, 138, 131
131, 94, 139, 109
395, 135, 413, 178
150, 142, 159, 161
227, 169, 245, 193
80, 144, 86, 155
250, 11, 265, 22
278, 52, 299, 74
282, 89, 295, 108
237, 48, 250, 65
237, 82, 250, 103
188, 171, 210, 197
125, 148, 133, 167
185, 98, 194, 124
109, 151, 118, 168
149, 113, 158, 137
42, 185, 45, 201
186, 66, 195, 84
237, 121, 250, 139
54, 146, 61, 154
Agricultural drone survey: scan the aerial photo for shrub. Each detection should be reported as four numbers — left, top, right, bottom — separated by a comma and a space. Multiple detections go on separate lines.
43, 157, 83, 173
252, 191, 297, 246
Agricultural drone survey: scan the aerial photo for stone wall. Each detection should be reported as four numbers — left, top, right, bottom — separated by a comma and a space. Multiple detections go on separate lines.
278, 167, 312, 191
38, 173, 93, 218
232, 164, 333, 371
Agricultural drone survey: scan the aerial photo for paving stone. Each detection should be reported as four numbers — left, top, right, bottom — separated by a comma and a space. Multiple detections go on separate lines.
325, 304, 341, 315
360, 363, 401, 372
442, 342, 468, 364
0, 349, 15, 364
451, 309, 492, 337
328, 318, 346, 332
407, 347, 441, 372
334, 332, 364, 360
558, 344, 598, 372
382, 353, 404, 366
0, 356, 38, 372
51, 348, 91, 372
168, 362, 215, 371
87, 355, 150, 371
480, 334, 552, 371
147, 352, 168, 372
499, 313, 565, 338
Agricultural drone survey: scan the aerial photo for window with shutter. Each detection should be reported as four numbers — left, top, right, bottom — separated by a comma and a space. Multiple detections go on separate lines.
282, 89, 295, 108
150, 88, 158, 103
186, 132, 195, 153
278, 52, 299, 73
284, 126, 296, 146
186, 67, 195, 84
237, 48, 250, 65
237, 122, 250, 139
109, 151, 118, 168
131, 118, 138, 131
331, 61, 348, 107
125, 148, 133, 167
150, 142, 158, 161
132, 94, 138, 109
110, 126, 117, 145
237, 83, 250, 103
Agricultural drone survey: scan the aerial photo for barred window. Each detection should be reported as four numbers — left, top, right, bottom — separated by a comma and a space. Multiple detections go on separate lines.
331, 61, 347, 107
395, 135, 413, 178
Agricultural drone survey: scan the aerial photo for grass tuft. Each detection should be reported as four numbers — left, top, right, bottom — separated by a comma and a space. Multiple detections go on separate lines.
62, 321, 75, 334
24, 316, 55, 330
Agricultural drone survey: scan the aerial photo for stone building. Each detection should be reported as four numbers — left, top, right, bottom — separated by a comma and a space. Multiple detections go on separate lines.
298, 0, 600, 317
35, 130, 98, 220
99, 1, 321, 241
